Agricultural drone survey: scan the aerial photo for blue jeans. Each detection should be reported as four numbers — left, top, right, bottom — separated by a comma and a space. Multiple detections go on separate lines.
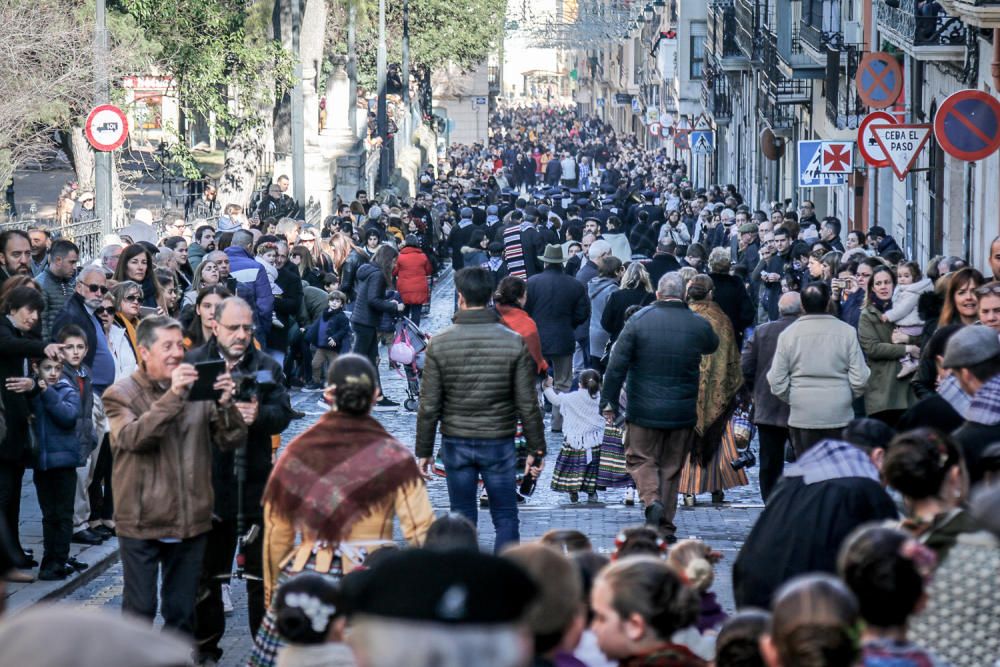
441, 436, 519, 551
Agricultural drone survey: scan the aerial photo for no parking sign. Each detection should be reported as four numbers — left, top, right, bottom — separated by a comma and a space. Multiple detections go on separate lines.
934, 89, 1000, 161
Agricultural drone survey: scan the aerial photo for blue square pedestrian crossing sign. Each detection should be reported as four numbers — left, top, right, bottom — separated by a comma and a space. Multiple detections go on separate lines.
690, 130, 714, 154
798, 140, 849, 188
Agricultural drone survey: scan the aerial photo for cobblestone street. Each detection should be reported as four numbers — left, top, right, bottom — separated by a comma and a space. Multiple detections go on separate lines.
54, 270, 764, 666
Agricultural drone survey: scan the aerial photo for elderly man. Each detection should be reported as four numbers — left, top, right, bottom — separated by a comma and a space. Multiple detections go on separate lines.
527, 245, 591, 431
767, 282, 870, 456
601, 272, 719, 540
103, 316, 246, 635
188, 298, 293, 663
943, 325, 1000, 484
742, 291, 801, 502
97, 244, 122, 276
204, 250, 237, 294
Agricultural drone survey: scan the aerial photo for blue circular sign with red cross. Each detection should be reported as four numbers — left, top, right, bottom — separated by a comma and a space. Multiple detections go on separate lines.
856, 53, 903, 109
934, 89, 1000, 162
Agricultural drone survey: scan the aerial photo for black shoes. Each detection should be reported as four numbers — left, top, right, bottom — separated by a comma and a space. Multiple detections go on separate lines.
71, 529, 103, 545
644, 500, 665, 529
38, 567, 67, 581
92, 525, 115, 539
373, 397, 400, 411
67, 557, 89, 572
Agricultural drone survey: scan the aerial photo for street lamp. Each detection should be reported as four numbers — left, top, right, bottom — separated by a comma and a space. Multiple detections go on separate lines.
644, 4, 654, 22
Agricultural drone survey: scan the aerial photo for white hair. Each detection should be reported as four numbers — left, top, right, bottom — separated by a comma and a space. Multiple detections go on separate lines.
588, 239, 612, 261
657, 272, 685, 299
348, 617, 528, 667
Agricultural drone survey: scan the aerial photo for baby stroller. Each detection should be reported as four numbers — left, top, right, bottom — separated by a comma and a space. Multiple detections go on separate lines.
388, 316, 428, 411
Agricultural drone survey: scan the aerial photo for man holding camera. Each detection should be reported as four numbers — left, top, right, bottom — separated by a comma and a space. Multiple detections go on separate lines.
103, 316, 247, 635
186, 297, 295, 664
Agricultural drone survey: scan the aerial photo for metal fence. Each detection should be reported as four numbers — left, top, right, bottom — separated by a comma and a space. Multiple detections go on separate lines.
0, 218, 106, 264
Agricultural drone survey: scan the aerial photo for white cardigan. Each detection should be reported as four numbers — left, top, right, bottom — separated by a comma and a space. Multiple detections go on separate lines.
544, 386, 605, 450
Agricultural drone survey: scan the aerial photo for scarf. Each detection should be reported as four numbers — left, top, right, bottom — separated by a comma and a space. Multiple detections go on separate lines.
619, 643, 707, 667
262, 410, 423, 543
689, 301, 743, 466
870, 293, 893, 313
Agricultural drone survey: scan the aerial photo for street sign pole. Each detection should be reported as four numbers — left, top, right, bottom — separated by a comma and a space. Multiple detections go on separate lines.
290, 0, 306, 213
94, 0, 112, 233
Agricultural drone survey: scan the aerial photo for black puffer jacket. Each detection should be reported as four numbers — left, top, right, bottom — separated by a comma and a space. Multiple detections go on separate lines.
350, 263, 399, 329
416, 308, 545, 458
601, 299, 719, 430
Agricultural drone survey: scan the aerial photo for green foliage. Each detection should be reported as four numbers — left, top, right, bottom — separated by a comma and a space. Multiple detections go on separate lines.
328, 0, 507, 92
116, 0, 293, 177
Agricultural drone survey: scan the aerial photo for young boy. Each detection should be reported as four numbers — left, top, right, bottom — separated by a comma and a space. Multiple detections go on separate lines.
32, 325, 95, 580
304, 290, 351, 391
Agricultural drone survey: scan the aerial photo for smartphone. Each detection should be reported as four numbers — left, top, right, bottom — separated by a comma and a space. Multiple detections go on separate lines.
139, 306, 158, 318
187, 360, 226, 401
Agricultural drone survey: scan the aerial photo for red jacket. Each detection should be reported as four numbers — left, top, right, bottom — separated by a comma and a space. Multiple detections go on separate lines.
496, 304, 548, 375
393, 246, 433, 305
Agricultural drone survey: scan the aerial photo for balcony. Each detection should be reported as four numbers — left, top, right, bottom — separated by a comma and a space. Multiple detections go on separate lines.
875, 0, 967, 61
708, 1, 750, 71
824, 44, 865, 129
762, 31, 812, 106
938, 0, 1000, 27
778, 28, 827, 79
702, 61, 734, 124
735, 0, 762, 63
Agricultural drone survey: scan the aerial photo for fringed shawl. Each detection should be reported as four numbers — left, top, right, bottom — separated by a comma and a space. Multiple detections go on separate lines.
690, 300, 744, 466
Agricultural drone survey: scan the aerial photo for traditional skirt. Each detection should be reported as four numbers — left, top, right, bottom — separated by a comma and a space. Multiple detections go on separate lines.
597, 425, 632, 488
551, 443, 600, 493
678, 420, 749, 495
247, 553, 345, 667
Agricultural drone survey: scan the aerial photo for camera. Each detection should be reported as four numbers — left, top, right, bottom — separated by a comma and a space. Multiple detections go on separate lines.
231, 369, 276, 403
730, 447, 757, 471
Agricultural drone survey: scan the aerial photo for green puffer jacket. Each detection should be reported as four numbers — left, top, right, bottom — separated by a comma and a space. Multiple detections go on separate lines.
415, 308, 546, 458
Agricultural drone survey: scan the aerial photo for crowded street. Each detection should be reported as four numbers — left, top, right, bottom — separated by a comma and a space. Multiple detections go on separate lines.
3, 0, 1000, 666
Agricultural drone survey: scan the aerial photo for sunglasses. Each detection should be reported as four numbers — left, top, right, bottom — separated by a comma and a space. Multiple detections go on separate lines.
94, 306, 114, 316
123, 294, 142, 303
84, 283, 109, 294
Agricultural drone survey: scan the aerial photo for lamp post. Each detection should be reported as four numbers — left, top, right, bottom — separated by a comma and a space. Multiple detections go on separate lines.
94, 0, 112, 233
291, 0, 306, 212
376, 0, 389, 189
402, 0, 410, 105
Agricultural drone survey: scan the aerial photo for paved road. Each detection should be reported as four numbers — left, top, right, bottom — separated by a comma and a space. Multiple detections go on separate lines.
56, 270, 764, 666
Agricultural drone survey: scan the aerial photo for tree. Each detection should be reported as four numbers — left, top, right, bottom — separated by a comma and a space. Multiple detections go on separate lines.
118, 0, 293, 206
0, 1, 110, 199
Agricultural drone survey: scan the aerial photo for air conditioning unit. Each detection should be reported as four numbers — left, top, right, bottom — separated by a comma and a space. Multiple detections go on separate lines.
843, 20, 861, 45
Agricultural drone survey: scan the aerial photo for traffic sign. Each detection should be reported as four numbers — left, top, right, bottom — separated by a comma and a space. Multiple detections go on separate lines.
674, 129, 690, 150
690, 130, 714, 154
649, 122, 661, 137
858, 111, 898, 168
856, 53, 903, 109
820, 141, 854, 173
798, 140, 849, 188
631, 97, 642, 114
933, 89, 1000, 162
85, 104, 129, 152
872, 124, 932, 180
474, 96, 487, 105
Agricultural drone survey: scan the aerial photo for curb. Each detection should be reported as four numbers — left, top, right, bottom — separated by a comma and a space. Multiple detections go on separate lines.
6, 539, 121, 614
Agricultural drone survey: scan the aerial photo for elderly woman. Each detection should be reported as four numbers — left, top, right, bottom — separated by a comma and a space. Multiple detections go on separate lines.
107, 281, 142, 379
679, 275, 748, 505
250, 354, 433, 667
706, 246, 754, 350
858, 265, 916, 427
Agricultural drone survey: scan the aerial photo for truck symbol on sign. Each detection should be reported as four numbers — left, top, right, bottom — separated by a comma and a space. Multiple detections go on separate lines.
96, 121, 119, 132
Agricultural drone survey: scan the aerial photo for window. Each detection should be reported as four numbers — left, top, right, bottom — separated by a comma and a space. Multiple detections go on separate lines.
690, 31, 707, 79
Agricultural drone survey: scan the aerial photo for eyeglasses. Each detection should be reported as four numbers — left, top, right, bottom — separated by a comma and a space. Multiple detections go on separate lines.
94, 306, 114, 316
975, 284, 1000, 297
123, 294, 142, 303
84, 283, 109, 294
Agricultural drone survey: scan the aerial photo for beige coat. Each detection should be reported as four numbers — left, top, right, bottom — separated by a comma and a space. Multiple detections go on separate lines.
767, 314, 871, 429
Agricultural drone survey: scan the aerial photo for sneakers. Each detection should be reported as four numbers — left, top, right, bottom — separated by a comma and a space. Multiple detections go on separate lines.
897, 358, 919, 379
222, 584, 234, 615
373, 397, 400, 411
623, 488, 636, 506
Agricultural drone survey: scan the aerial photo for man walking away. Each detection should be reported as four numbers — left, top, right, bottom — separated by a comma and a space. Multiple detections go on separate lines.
526, 245, 590, 432
416, 268, 545, 552
601, 272, 719, 541
741, 292, 801, 502
767, 282, 870, 457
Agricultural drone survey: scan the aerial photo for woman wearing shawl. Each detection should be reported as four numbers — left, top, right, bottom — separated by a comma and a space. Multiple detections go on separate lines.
249, 354, 434, 667
679, 275, 748, 505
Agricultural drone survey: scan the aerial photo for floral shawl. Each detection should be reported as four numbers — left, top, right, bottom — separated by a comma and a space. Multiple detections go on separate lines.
690, 300, 744, 465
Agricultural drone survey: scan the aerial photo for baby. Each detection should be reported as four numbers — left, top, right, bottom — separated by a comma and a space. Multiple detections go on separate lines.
256, 241, 285, 329
881, 261, 932, 378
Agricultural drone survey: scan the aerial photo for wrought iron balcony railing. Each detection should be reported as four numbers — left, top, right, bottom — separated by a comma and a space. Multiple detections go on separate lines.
875, 0, 966, 49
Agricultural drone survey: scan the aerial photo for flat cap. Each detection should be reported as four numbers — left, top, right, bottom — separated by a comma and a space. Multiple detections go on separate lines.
942, 325, 1000, 369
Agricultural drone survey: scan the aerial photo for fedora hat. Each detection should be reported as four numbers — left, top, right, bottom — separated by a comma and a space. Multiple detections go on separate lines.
538, 244, 566, 264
